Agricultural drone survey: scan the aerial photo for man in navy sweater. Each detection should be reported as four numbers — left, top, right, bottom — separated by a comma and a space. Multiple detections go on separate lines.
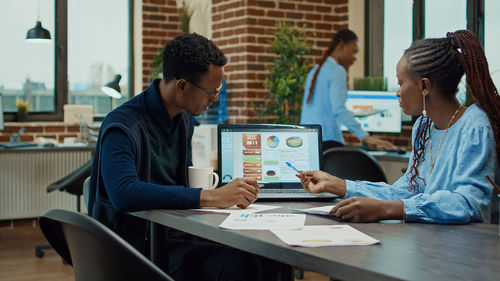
88, 33, 264, 280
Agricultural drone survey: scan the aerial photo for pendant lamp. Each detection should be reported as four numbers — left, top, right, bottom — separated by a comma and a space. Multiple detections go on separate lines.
26, 0, 51, 43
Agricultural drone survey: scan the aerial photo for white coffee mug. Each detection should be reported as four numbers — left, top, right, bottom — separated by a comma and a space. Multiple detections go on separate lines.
188, 166, 219, 190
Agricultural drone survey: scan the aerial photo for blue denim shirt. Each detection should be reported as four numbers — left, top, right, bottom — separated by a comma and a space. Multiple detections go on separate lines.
345, 104, 498, 223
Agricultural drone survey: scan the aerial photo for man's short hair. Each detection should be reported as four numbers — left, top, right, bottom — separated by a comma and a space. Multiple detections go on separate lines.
162, 33, 227, 83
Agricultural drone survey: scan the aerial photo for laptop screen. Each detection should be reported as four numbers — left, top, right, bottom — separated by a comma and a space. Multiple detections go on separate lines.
217, 124, 322, 189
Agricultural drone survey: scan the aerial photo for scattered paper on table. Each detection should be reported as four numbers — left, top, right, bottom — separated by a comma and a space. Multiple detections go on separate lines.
219, 213, 306, 230
271, 225, 379, 247
192, 204, 280, 214
295, 205, 336, 215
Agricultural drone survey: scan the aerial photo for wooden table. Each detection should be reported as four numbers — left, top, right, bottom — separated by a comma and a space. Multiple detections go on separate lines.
131, 202, 500, 281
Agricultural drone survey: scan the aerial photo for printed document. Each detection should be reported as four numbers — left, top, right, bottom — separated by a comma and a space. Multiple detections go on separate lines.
295, 205, 336, 215
271, 225, 379, 247
219, 213, 306, 230
192, 204, 280, 214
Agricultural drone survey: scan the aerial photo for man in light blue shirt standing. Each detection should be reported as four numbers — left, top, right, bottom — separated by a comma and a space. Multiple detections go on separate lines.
300, 29, 394, 151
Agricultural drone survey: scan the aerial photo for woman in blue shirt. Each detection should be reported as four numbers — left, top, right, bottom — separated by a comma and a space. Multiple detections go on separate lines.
300, 29, 395, 151
300, 30, 500, 224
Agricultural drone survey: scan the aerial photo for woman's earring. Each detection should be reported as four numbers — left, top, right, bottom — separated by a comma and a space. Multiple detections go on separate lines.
422, 91, 427, 116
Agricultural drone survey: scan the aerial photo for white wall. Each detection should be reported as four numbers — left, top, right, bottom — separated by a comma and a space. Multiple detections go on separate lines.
177, 0, 212, 38
134, 0, 143, 95
348, 0, 365, 89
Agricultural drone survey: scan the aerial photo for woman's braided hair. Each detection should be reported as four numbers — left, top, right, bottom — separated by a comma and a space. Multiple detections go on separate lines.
404, 30, 500, 193
306, 29, 357, 104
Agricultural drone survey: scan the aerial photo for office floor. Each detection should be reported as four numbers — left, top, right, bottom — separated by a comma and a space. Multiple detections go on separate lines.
0, 225, 328, 281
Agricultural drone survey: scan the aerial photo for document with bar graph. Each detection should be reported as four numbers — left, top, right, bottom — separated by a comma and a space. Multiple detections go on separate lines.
219, 213, 306, 230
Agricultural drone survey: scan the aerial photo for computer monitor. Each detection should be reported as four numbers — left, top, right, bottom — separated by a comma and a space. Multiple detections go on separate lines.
342, 90, 402, 133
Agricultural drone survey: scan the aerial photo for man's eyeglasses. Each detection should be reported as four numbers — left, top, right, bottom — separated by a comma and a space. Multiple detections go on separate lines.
185, 79, 222, 99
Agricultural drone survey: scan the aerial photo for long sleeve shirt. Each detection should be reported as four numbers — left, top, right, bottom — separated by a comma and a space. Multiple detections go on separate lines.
345, 104, 498, 223
300, 57, 368, 144
87, 79, 200, 252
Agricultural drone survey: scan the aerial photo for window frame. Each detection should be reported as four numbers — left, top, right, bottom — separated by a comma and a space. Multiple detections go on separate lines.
4, 0, 134, 122
367, 0, 484, 124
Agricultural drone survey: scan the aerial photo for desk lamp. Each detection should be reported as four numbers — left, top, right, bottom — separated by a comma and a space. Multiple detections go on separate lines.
101, 74, 122, 99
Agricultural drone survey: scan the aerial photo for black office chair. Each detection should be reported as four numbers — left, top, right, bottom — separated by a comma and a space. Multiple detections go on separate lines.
35, 161, 92, 258
323, 146, 387, 183
83, 176, 90, 209
39, 208, 174, 281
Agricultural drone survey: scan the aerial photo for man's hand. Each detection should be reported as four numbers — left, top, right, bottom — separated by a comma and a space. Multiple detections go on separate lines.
363, 135, 396, 151
298, 170, 346, 197
200, 177, 260, 209
330, 197, 404, 222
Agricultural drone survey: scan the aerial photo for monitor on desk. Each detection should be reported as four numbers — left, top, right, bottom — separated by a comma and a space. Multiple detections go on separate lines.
218, 124, 334, 199
341, 90, 402, 133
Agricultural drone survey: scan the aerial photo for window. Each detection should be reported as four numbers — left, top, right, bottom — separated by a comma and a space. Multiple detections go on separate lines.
383, 0, 412, 92
425, 0, 468, 103
378, 0, 485, 123
68, 0, 130, 115
0, 0, 132, 121
485, 0, 500, 88
425, 0, 467, 38
0, 0, 55, 113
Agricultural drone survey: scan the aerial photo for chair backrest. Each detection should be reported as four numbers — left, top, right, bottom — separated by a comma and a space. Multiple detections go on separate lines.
46, 160, 92, 196
39, 209, 174, 281
323, 146, 387, 183
83, 176, 90, 209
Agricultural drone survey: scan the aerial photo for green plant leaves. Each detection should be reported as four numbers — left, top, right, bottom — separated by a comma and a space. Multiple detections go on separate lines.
256, 22, 311, 124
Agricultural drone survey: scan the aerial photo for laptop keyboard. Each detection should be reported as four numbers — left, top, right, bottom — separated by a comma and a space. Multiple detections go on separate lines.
261, 189, 307, 193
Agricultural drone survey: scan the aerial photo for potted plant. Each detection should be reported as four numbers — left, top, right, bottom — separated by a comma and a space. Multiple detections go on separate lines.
353, 76, 388, 91
15, 98, 32, 122
255, 22, 310, 124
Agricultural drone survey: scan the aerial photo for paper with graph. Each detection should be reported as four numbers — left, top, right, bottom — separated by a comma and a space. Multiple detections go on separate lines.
271, 225, 379, 247
219, 213, 306, 230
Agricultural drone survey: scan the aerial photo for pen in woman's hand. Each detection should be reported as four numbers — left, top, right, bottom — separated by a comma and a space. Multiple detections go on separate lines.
286, 161, 304, 178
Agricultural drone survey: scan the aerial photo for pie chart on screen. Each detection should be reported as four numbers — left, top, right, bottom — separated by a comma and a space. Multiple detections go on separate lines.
286, 136, 303, 148
266, 170, 276, 176
266, 136, 279, 148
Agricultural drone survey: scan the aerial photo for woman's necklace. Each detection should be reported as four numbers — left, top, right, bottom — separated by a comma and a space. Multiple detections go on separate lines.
429, 105, 464, 174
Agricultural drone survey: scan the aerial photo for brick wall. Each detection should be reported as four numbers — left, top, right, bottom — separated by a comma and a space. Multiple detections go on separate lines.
209, 0, 411, 148
138, 0, 411, 148
0, 123, 81, 143
141, 0, 182, 89
211, 0, 349, 124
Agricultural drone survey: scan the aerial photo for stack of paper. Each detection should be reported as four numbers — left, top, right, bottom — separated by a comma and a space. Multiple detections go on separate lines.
271, 225, 379, 247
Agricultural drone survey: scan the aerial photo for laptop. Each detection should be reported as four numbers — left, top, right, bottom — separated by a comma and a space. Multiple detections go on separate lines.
217, 124, 336, 199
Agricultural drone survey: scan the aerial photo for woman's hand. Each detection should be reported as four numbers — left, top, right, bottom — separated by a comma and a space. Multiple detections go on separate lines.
331, 197, 404, 222
363, 135, 396, 150
298, 170, 346, 197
